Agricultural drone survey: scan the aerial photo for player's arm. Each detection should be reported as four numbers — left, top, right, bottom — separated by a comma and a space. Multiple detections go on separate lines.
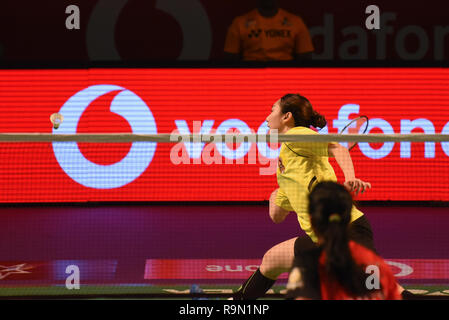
269, 189, 290, 224
328, 143, 371, 195
224, 18, 242, 60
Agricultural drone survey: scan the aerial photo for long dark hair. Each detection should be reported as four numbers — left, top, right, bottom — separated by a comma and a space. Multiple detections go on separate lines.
279, 94, 327, 129
308, 181, 371, 296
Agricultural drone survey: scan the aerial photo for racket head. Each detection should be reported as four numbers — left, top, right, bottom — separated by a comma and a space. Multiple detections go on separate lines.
339, 116, 369, 151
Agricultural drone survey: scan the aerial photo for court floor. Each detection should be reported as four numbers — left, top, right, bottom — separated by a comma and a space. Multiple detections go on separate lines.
1, 204, 449, 298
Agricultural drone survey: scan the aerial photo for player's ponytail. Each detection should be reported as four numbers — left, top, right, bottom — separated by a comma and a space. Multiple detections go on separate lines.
309, 182, 371, 296
279, 94, 327, 129
311, 110, 326, 129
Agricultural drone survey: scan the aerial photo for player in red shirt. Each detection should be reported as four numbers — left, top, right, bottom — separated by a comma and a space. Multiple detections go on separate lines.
286, 181, 401, 300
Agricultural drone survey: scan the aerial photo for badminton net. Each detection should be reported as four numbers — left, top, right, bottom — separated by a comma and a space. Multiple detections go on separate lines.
0, 132, 448, 299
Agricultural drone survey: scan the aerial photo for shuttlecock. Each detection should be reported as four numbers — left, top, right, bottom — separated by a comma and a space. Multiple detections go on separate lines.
50, 113, 64, 129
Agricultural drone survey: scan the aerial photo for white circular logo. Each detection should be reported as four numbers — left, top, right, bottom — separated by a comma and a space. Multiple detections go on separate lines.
53, 85, 157, 189
87, 0, 211, 60
386, 261, 414, 277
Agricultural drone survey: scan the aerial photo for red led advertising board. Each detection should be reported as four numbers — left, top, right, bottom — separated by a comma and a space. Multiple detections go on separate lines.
0, 68, 448, 202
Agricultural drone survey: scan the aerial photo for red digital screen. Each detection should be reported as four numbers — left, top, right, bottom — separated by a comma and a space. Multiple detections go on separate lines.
0, 68, 448, 202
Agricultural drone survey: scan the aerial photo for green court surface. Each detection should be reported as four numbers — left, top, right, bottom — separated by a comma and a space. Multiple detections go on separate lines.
1, 284, 449, 299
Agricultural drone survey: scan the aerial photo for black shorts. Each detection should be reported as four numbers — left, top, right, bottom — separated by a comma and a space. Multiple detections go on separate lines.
293, 215, 377, 258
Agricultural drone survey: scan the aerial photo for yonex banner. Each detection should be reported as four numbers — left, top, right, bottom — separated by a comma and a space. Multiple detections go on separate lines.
0, 68, 448, 202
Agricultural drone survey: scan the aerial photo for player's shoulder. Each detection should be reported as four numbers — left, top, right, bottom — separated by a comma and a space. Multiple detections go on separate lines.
278, 8, 306, 24
232, 9, 259, 25
349, 241, 386, 266
286, 126, 318, 135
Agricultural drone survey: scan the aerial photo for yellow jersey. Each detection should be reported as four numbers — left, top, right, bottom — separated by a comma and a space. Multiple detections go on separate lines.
275, 126, 363, 242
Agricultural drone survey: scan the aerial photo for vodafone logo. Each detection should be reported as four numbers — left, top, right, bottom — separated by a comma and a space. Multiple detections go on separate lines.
52, 85, 157, 189
87, 0, 211, 61
386, 261, 414, 277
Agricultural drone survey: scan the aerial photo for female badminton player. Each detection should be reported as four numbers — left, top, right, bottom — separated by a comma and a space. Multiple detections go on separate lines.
234, 93, 375, 299
286, 181, 401, 300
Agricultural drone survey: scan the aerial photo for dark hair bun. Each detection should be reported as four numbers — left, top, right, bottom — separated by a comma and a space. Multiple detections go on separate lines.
311, 111, 327, 129
279, 93, 327, 129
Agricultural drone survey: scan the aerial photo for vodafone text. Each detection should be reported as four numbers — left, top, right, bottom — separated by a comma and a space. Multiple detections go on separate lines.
204, 260, 413, 279
169, 103, 449, 170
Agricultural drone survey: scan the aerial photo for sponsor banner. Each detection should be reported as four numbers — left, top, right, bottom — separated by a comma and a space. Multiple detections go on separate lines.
0, 68, 448, 202
0, 1, 447, 61
144, 258, 449, 281
51, 260, 118, 281
0, 262, 51, 281
0, 260, 117, 283
387, 259, 449, 280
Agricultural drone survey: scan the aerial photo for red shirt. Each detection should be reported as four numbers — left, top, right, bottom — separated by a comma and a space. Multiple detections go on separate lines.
318, 241, 401, 300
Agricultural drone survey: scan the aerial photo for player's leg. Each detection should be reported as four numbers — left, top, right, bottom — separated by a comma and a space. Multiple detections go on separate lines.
234, 237, 296, 300
348, 209, 417, 299
347, 211, 377, 253
260, 237, 297, 279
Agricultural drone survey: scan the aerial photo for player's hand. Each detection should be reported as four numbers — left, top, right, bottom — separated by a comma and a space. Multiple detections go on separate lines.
344, 178, 371, 196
